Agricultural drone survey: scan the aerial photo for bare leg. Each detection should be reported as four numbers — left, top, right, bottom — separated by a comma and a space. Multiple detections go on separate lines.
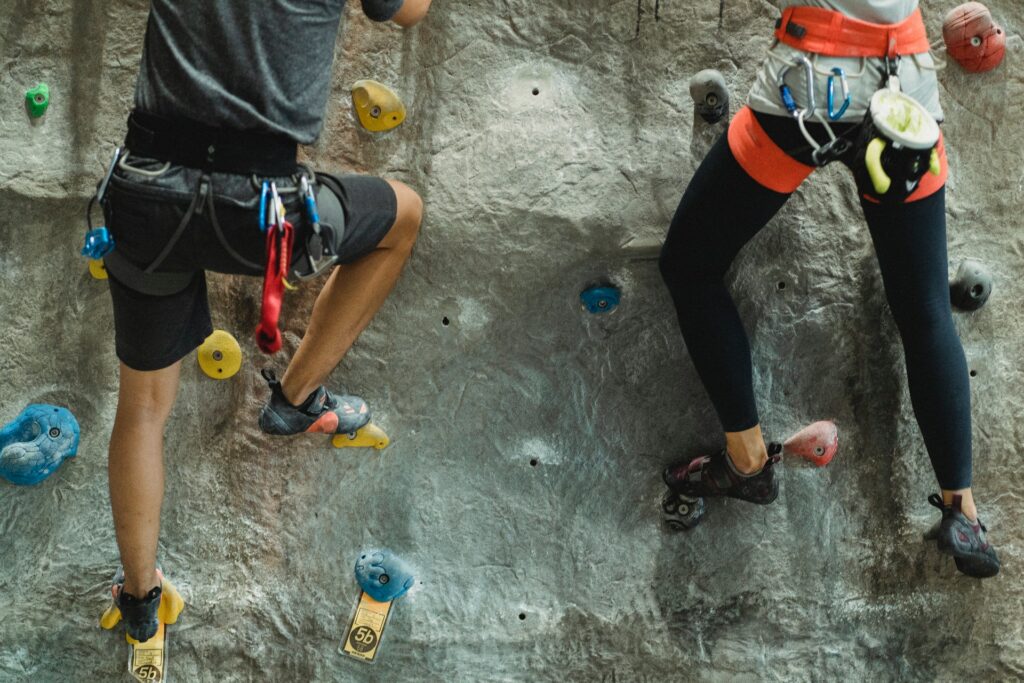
725, 425, 769, 474
109, 361, 181, 597
280, 180, 422, 404
943, 488, 977, 520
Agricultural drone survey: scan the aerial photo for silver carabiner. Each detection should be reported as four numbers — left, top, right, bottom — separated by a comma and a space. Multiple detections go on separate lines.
777, 55, 817, 117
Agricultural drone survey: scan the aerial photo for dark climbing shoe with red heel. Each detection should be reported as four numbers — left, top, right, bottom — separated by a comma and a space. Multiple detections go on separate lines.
663, 443, 782, 505
258, 369, 371, 436
924, 493, 1000, 578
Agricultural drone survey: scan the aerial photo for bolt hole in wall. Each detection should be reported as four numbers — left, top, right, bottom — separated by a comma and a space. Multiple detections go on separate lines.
529, 458, 538, 467
532, 87, 540, 95
442, 316, 450, 327
970, 369, 978, 377
777, 281, 786, 291
518, 613, 526, 621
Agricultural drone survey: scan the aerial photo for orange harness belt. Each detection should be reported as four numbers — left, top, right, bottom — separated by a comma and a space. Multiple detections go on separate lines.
775, 6, 930, 58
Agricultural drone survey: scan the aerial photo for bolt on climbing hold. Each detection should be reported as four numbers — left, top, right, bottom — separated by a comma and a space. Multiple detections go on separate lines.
351, 80, 406, 132
25, 83, 50, 118
580, 283, 621, 314
197, 330, 242, 379
689, 69, 729, 124
950, 258, 992, 311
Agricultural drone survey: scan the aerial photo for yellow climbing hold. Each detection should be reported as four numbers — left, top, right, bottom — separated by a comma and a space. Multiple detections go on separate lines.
351, 79, 406, 132
332, 423, 390, 450
197, 329, 242, 380
88, 259, 108, 280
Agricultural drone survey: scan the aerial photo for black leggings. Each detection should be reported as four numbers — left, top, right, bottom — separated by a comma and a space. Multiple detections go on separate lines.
659, 113, 972, 490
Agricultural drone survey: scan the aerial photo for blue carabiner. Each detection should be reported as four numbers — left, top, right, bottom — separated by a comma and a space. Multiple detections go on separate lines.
827, 67, 850, 121
300, 176, 320, 233
258, 181, 271, 233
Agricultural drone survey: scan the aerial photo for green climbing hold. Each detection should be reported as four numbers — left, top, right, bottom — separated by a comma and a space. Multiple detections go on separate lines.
25, 83, 49, 118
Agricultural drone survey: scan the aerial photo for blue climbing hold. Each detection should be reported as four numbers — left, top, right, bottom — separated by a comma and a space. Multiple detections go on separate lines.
580, 284, 621, 314
354, 549, 415, 602
0, 404, 80, 486
81, 227, 114, 260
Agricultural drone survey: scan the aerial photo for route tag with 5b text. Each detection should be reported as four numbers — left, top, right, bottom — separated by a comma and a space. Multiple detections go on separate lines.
341, 591, 393, 663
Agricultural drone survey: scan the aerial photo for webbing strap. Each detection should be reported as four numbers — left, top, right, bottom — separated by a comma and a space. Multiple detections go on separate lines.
775, 6, 930, 58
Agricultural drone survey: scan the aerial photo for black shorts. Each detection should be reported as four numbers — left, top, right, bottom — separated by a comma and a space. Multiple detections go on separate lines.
103, 154, 397, 371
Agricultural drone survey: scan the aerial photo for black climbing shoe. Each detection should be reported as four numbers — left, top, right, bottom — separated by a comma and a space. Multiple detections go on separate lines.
113, 573, 162, 643
663, 443, 782, 504
258, 369, 370, 436
924, 493, 1000, 578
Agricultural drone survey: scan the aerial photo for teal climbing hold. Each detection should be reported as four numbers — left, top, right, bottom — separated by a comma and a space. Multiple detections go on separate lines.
580, 284, 621, 314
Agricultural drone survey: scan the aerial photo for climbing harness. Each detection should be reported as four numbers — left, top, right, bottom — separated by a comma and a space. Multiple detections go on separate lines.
777, 56, 852, 166
774, 6, 931, 58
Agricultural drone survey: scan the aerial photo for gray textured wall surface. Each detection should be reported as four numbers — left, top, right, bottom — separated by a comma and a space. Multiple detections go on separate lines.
1, 0, 1023, 680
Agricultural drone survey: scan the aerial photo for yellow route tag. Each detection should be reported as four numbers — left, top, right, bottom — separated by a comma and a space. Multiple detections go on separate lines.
129, 622, 166, 682
342, 591, 392, 663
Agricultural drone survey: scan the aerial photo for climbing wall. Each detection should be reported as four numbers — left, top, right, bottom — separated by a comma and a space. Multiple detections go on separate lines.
2, 0, 1023, 680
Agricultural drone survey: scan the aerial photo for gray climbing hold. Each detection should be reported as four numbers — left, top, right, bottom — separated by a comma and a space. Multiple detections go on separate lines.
950, 258, 992, 311
689, 69, 729, 124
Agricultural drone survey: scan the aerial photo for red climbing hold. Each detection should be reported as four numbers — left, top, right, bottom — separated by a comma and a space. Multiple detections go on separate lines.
943, 3, 1006, 74
783, 420, 839, 467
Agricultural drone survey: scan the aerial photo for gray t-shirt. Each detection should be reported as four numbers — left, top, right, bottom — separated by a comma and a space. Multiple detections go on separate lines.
785, 1, 918, 24
749, 0, 942, 123
134, 0, 404, 144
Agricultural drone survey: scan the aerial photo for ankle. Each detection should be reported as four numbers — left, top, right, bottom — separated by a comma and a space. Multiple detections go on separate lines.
123, 573, 160, 600
726, 448, 766, 475
279, 378, 315, 407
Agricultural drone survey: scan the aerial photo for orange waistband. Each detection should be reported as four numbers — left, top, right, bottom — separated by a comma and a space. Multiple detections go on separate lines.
775, 6, 930, 58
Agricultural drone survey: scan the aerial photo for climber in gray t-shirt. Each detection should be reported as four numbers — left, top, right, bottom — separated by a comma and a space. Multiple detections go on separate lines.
135, 0, 407, 143
101, 0, 432, 644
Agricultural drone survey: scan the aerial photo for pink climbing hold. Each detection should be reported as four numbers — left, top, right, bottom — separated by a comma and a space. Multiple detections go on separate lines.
783, 421, 839, 467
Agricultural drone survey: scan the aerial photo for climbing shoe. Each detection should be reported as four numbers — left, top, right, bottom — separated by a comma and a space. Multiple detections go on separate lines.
258, 369, 371, 436
924, 493, 1000, 578
112, 570, 162, 643
663, 443, 782, 505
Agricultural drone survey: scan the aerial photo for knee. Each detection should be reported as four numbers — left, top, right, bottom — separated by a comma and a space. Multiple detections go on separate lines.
383, 180, 423, 253
659, 235, 720, 294
115, 365, 179, 427
890, 297, 956, 345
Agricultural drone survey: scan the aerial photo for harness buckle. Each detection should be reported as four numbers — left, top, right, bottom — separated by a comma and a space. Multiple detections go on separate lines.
785, 21, 807, 39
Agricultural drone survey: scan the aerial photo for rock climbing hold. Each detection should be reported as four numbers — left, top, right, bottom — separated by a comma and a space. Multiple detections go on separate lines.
0, 404, 80, 486
355, 549, 416, 603
81, 226, 115, 260
351, 79, 406, 132
950, 258, 992, 311
943, 3, 1005, 73
689, 69, 729, 124
580, 283, 621, 315
197, 330, 242, 379
88, 258, 109, 280
783, 420, 838, 467
25, 83, 50, 118
331, 423, 390, 450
